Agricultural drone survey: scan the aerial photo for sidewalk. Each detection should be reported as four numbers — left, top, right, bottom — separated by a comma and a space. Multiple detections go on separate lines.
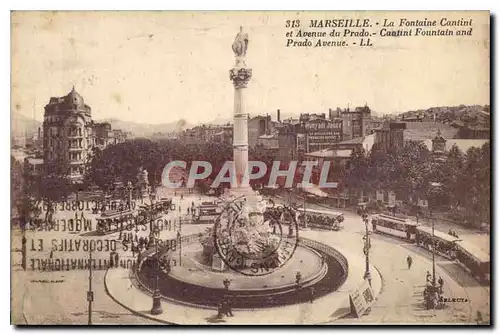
104, 246, 382, 325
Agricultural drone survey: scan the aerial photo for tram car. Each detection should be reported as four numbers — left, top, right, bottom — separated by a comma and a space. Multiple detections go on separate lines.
454, 240, 490, 283
415, 225, 461, 260
371, 214, 419, 241
137, 199, 171, 222
96, 209, 137, 235
371, 213, 490, 285
297, 208, 344, 231
193, 202, 221, 223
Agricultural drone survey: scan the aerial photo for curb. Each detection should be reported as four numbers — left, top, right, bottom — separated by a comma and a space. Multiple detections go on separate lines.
104, 268, 175, 325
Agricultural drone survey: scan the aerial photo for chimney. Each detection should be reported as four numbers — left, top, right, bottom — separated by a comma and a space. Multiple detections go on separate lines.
277, 109, 281, 122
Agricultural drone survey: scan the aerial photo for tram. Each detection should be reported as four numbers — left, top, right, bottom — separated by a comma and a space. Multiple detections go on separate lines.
415, 225, 461, 259
297, 208, 344, 231
192, 202, 221, 223
137, 198, 172, 222
454, 240, 490, 283
96, 209, 137, 235
371, 212, 490, 284
371, 214, 419, 241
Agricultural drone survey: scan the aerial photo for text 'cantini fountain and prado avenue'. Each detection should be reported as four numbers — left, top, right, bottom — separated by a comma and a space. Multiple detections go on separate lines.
104, 27, 381, 324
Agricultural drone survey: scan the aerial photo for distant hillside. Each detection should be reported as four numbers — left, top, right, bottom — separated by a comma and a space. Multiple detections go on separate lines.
96, 118, 193, 138
403, 122, 459, 141
399, 105, 490, 128
11, 112, 41, 138
10, 112, 193, 139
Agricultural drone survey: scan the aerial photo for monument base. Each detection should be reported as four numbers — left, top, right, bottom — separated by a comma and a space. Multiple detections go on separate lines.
211, 254, 226, 272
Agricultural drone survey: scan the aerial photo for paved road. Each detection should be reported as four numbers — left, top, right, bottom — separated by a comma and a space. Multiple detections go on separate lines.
11, 190, 490, 324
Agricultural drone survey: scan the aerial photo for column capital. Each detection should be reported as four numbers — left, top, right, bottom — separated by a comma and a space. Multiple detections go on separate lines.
230, 67, 252, 89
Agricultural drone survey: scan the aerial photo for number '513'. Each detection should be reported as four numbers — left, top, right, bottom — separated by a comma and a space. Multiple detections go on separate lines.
285, 20, 300, 28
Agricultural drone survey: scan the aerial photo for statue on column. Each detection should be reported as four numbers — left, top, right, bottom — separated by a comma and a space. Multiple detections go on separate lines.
232, 26, 249, 66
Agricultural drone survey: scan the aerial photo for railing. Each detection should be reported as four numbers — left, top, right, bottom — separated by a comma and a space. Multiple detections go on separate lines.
133, 233, 350, 309
298, 236, 349, 281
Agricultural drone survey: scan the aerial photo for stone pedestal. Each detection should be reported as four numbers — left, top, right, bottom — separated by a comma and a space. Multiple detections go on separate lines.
212, 253, 226, 272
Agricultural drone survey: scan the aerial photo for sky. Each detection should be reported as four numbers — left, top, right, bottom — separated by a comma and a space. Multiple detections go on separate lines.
11, 11, 490, 125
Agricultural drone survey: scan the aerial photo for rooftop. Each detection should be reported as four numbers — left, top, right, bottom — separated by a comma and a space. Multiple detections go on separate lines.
422, 138, 489, 152
305, 148, 352, 158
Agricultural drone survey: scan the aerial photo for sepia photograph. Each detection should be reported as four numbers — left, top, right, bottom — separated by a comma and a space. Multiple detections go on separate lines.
10, 10, 491, 325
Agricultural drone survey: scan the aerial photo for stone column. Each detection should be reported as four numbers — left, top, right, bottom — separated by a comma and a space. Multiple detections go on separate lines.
229, 42, 252, 190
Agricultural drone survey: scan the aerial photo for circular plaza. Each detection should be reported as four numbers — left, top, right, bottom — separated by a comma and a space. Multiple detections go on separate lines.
136, 237, 348, 309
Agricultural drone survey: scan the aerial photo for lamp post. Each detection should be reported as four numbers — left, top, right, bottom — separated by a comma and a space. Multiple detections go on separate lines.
295, 271, 302, 289
361, 210, 372, 287
150, 233, 163, 315
431, 216, 436, 288
148, 192, 155, 248
177, 230, 182, 266
127, 181, 133, 206
423, 215, 440, 310
223, 278, 231, 291
303, 196, 307, 228
87, 249, 94, 325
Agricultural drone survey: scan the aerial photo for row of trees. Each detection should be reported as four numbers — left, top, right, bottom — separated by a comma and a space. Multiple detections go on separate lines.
11, 157, 73, 226
83, 138, 295, 192
342, 141, 490, 226
13, 136, 488, 228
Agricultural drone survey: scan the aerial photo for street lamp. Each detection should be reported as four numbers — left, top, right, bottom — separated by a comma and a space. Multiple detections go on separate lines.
223, 278, 231, 290
87, 249, 94, 325
295, 271, 302, 288
127, 181, 133, 206
360, 210, 372, 287
148, 192, 156, 248
177, 230, 182, 266
150, 235, 163, 315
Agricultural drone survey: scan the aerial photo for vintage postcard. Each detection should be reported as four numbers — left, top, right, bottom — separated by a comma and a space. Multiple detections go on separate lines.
10, 11, 490, 325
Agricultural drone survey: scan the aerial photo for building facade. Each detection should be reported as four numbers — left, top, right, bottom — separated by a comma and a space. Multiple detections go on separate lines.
373, 121, 406, 151
328, 105, 372, 140
43, 87, 127, 182
248, 115, 272, 149
301, 113, 343, 153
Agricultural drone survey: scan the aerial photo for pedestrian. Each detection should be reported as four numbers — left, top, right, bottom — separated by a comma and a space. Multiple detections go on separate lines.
217, 301, 224, 318
224, 298, 233, 316
438, 276, 444, 288
426, 271, 432, 283
187, 207, 190, 215
181, 194, 184, 200
406, 255, 413, 269
309, 287, 315, 303
192, 201, 194, 208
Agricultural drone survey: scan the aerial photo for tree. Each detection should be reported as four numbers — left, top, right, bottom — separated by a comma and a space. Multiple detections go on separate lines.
439, 144, 465, 210
342, 147, 371, 197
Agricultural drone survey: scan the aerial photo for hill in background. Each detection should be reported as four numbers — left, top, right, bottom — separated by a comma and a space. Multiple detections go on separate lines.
399, 104, 490, 127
